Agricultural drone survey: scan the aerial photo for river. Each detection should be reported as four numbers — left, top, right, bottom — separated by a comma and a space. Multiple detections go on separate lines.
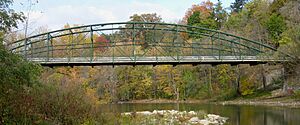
99, 103, 300, 125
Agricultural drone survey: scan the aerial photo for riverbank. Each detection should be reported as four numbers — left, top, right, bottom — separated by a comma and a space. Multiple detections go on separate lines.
118, 99, 209, 104
218, 96, 300, 108
118, 97, 300, 108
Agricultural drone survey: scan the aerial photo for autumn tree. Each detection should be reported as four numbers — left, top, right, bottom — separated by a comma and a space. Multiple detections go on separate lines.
95, 34, 110, 52
183, 0, 214, 24
183, 0, 217, 38
126, 13, 163, 50
130, 13, 162, 23
269, 0, 288, 13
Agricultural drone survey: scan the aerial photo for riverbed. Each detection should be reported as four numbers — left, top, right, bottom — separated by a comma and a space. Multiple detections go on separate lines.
99, 103, 300, 125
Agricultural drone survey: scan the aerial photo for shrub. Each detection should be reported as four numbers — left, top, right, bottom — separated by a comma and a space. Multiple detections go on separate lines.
292, 90, 300, 100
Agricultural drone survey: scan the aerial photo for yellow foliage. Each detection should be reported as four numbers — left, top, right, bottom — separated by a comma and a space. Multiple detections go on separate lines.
163, 87, 174, 96
240, 77, 255, 96
85, 88, 100, 105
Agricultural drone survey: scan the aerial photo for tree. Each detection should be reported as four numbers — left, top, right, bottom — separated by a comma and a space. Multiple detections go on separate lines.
184, 0, 217, 38
129, 13, 162, 23
230, 0, 248, 13
95, 35, 110, 52
0, 0, 25, 33
265, 13, 286, 48
187, 11, 201, 26
213, 0, 227, 29
183, 0, 214, 24
269, 0, 288, 13
123, 13, 163, 50
225, 0, 271, 44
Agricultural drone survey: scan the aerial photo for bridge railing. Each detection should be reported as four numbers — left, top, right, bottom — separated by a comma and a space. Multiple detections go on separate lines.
6, 22, 289, 65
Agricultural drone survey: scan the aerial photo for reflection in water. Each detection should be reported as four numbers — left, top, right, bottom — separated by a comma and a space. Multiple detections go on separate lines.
99, 103, 300, 125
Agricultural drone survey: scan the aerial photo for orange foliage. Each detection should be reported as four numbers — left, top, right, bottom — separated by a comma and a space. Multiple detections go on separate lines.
182, 0, 214, 24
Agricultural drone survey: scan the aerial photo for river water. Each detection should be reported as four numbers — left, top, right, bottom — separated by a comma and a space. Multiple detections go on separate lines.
99, 103, 300, 125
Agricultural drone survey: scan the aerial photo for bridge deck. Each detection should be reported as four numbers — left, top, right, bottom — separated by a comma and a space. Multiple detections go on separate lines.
27, 56, 282, 66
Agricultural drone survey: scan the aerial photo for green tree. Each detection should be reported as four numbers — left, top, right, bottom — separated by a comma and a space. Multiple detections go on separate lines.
230, 0, 248, 13
269, 0, 288, 13
213, 0, 227, 29
0, 0, 25, 33
187, 11, 201, 26
265, 14, 286, 48
187, 11, 217, 38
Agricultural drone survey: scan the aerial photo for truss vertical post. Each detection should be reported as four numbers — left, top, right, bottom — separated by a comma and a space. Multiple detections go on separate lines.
47, 33, 51, 62
51, 38, 53, 58
211, 36, 214, 57
30, 40, 33, 58
112, 25, 115, 65
230, 40, 234, 58
218, 32, 221, 60
90, 26, 94, 63
191, 41, 193, 56
175, 25, 179, 62
24, 38, 28, 59
132, 23, 136, 63
70, 33, 73, 60
153, 25, 158, 63
239, 38, 242, 60
68, 33, 71, 62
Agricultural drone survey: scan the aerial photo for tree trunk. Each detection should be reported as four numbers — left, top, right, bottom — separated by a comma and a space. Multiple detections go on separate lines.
261, 64, 267, 90
152, 68, 157, 99
176, 87, 179, 101
236, 65, 241, 95
282, 65, 288, 95
169, 68, 179, 101
209, 66, 213, 95
110, 67, 117, 103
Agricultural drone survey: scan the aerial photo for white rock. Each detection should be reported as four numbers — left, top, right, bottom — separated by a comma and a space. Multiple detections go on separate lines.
156, 110, 164, 115
207, 114, 219, 119
188, 111, 197, 115
199, 119, 210, 125
189, 117, 200, 124
121, 112, 131, 116
137, 111, 152, 115
169, 110, 178, 115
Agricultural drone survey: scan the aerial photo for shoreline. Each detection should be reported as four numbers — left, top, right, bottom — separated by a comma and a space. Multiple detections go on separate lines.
117, 99, 209, 104
117, 97, 300, 108
218, 97, 300, 108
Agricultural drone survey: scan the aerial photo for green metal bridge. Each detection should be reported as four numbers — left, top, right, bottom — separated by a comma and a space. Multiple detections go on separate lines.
7, 22, 289, 67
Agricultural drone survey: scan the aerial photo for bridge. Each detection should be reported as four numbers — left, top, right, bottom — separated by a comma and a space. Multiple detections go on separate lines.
6, 22, 289, 67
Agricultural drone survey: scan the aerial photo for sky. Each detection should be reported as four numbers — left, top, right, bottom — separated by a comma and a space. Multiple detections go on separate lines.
12, 0, 234, 34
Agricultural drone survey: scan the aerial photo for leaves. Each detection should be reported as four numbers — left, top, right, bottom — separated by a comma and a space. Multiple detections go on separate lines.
95, 35, 110, 52
230, 0, 248, 13
183, 0, 214, 24
0, 0, 25, 32
265, 13, 286, 47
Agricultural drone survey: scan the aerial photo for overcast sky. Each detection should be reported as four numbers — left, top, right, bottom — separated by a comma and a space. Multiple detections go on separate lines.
12, 0, 234, 34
